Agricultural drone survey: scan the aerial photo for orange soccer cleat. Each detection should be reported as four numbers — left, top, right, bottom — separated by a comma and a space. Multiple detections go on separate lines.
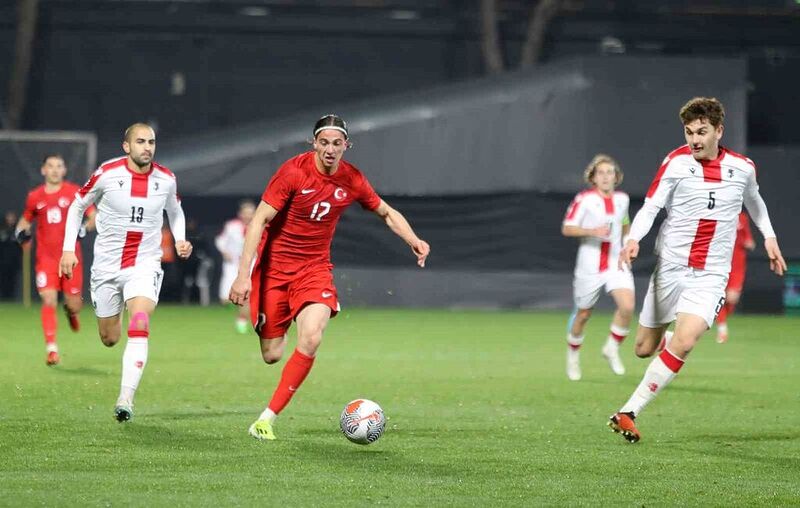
608, 412, 640, 443
46, 351, 60, 366
64, 304, 80, 332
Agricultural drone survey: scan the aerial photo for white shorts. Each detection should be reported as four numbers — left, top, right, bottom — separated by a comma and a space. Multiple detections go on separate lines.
90, 268, 164, 318
573, 268, 635, 310
218, 262, 238, 301
639, 260, 727, 329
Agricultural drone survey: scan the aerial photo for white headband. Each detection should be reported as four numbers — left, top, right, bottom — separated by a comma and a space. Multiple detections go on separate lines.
314, 126, 348, 138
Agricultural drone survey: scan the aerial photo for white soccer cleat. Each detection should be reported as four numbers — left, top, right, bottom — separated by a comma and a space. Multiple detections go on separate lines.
566, 348, 581, 381
602, 342, 625, 375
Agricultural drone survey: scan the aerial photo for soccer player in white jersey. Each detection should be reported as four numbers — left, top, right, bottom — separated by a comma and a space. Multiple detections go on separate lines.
562, 154, 634, 380
608, 97, 787, 443
215, 200, 255, 333
59, 123, 193, 422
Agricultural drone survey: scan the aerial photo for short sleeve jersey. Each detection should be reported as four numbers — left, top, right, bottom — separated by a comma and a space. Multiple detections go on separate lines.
644, 145, 758, 274
261, 152, 382, 273
23, 182, 86, 262
563, 189, 630, 276
73, 157, 182, 274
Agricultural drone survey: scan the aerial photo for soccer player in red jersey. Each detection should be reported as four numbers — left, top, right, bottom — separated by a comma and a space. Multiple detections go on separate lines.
715, 211, 755, 343
229, 114, 431, 441
15, 154, 96, 365
608, 98, 786, 443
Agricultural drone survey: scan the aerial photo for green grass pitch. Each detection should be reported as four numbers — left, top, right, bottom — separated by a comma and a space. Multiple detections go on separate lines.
1, 303, 798, 506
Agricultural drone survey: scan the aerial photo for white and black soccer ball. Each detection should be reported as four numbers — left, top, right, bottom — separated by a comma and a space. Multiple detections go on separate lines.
339, 399, 385, 445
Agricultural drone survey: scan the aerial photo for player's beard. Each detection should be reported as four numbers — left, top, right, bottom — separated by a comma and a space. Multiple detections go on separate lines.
131, 153, 152, 169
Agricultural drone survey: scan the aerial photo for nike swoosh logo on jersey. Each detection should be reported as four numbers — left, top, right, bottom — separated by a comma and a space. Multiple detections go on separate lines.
321, 291, 333, 298
301, 189, 316, 194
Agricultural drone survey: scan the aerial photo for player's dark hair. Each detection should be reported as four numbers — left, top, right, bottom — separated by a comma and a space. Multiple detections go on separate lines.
41, 153, 65, 165
313, 114, 348, 139
238, 199, 256, 211
679, 97, 725, 127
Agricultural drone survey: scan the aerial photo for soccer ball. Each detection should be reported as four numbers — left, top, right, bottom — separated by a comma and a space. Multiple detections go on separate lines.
339, 399, 386, 445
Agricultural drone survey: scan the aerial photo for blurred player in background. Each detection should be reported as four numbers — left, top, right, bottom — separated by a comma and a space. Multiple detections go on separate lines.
60, 123, 192, 422
15, 154, 96, 365
562, 154, 634, 381
715, 211, 755, 343
229, 114, 430, 441
609, 97, 786, 443
215, 200, 256, 333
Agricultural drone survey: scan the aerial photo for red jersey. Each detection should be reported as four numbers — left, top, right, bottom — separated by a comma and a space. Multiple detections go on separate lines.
261, 152, 382, 273
733, 211, 753, 252
23, 183, 89, 261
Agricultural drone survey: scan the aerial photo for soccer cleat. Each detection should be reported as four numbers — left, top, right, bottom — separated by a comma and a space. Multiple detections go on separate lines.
608, 412, 640, 443
248, 419, 276, 441
566, 349, 581, 381
114, 404, 134, 423
63, 304, 80, 332
46, 351, 60, 366
601, 343, 625, 375
716, 329, 728, 344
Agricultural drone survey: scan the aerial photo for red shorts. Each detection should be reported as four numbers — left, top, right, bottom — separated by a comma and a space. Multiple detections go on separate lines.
35, 254, 82, 296
726, 248, 747, 292
252, 263, 340, 339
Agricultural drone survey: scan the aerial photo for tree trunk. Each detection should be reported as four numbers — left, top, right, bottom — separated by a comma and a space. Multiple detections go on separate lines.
519, 0, 561, 69
7, 0, 39, 129
480, 0, 505, 74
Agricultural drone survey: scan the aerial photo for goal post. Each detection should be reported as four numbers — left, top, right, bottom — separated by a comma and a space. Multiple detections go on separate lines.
0, 130, 97, 307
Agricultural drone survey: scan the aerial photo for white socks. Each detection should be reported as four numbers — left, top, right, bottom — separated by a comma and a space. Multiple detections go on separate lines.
118, 337, 148, 405
258, 408, 277, 423
620, 348, 684, 416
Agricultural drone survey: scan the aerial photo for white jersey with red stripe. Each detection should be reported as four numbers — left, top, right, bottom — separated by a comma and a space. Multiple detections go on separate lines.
629, 145, 776, 275
563, 189, 630, 277
215, 218, 246, 265
63, 157, 186, 274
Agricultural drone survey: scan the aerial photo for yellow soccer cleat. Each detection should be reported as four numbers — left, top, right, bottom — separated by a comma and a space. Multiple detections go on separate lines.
248, 419, 276, 441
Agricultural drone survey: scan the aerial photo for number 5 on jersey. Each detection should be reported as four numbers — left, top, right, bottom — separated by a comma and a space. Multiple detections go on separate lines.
310, 201, 330, 221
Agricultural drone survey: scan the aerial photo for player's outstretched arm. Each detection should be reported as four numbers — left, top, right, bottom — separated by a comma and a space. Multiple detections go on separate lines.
764, 237, 787, 276
229, 201, 278, 306
60, 195, 91, 279
561, 225, 610, 238
372, 200, 430, 268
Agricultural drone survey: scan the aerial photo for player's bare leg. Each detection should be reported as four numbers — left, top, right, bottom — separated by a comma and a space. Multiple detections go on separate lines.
113, 296, 156, 422
63, 293, 83, 332
610, 313, 706, 442
97, 314, 123, 347
39, 289, 60, 365
716, 289, 739, 344
259, 334, 288, 365
602, 289, 634, 375
250, 304, 331, 441
566, 307, 591, 381
633, 323, 669, 358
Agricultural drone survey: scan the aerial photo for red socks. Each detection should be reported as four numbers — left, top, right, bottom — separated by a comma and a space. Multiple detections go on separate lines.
41, 305, 57, 345
717, 303, 733, 325
268, 349, 315, 415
